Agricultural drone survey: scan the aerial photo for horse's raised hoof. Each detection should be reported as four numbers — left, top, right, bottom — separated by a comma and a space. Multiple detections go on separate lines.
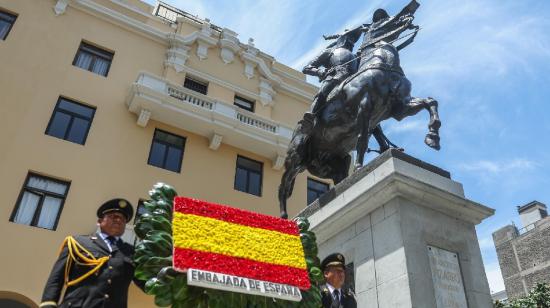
425, 133, 441, 150
280, 211, 288, 219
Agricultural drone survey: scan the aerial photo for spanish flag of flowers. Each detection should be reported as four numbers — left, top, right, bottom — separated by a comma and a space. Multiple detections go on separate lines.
172, 197, 311, 290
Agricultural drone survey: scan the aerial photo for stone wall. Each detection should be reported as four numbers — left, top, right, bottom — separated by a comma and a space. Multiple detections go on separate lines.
493, 217, 550, 300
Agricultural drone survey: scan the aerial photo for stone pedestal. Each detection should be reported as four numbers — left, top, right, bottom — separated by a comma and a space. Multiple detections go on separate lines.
297, 150, 494, 308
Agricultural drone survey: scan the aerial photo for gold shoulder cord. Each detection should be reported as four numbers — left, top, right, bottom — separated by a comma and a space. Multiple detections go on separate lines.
59, 236, 110, 287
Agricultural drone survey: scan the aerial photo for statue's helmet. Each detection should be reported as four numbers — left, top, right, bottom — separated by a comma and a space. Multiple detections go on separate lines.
373, 9, 390, 23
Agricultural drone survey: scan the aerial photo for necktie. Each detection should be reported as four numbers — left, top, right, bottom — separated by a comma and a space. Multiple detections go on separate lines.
332, 289, 341, 308
106, 236, 117, 248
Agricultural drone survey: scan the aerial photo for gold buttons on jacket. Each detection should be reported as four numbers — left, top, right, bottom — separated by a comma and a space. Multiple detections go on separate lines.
109, 266, 113, 270
104, 294, 110, 299
107, 279, 112, 284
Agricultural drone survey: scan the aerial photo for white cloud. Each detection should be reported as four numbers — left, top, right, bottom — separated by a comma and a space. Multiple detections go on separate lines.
459, 158, 538, 174
404, 0, 550, 81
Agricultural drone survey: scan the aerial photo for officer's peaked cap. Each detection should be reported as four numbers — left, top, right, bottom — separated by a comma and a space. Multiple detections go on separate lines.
97, 198, 134, 222
321, 253, 346, 271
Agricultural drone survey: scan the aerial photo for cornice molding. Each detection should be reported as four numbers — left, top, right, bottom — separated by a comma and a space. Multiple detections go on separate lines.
69, 0, 168, 44
110, 0, 154, 19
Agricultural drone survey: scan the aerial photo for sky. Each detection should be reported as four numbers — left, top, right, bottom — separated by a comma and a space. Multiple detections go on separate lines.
144, 0, 550, 293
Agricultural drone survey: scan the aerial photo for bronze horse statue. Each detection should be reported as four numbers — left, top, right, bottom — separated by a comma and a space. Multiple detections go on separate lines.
278, 0, 440, 218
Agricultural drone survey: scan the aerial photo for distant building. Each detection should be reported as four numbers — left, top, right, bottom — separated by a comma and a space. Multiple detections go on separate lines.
492, 201, 550, 300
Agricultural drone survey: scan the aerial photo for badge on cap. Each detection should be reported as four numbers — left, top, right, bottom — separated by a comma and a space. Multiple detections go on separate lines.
119, 200, 127, 208
337, 254, 343, 261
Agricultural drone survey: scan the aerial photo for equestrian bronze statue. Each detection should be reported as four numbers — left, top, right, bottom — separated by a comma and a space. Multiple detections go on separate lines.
278, 0, 441, 218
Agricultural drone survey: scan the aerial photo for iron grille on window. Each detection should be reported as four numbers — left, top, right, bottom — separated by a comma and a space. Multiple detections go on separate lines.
183, 77, 208, 95
10, 173, 70, 230
307, 178, 329, 205
45, 97, 96, 145
234, 156, 263, 196
234, 96, 255, 112
148, 129, 186, 173
0, 9, 17, 40
73, 41, 114, 77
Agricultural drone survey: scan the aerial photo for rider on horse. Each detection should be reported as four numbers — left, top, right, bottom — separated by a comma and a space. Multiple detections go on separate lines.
298, 25, 400, 153
302, 26, 363, 115
287, 26, 363, 153
277, 0, 440, 219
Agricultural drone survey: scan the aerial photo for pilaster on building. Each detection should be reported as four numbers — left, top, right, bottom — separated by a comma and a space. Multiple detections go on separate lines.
492, 201, 550, 300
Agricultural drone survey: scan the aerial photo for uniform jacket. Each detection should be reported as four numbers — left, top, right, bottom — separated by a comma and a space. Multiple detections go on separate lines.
320, 283, 357, 308
41, 233, 142, 308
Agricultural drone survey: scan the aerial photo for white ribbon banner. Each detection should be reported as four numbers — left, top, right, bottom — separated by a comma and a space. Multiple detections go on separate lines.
187, 268, 303, 302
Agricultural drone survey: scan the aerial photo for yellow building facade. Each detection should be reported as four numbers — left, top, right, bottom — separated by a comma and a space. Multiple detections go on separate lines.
0, 0, 323, 306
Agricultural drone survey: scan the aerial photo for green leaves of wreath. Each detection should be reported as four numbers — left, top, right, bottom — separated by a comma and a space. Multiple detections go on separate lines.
134, 183, 324, 308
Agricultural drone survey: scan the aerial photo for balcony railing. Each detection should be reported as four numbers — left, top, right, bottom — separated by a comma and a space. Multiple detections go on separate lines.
126, 72, 293, 167
168, 86, 214, 110
236, 112, 277, 133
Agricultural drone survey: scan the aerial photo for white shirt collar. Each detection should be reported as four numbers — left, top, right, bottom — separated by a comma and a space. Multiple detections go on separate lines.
98, 232, 119, 241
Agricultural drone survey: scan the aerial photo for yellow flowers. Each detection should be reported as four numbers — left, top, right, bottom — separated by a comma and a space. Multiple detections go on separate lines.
173, 212, 306, 269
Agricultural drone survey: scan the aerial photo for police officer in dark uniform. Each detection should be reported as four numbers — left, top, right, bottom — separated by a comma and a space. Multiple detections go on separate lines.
319, 253, 357, 308
40, 199, 143, 308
